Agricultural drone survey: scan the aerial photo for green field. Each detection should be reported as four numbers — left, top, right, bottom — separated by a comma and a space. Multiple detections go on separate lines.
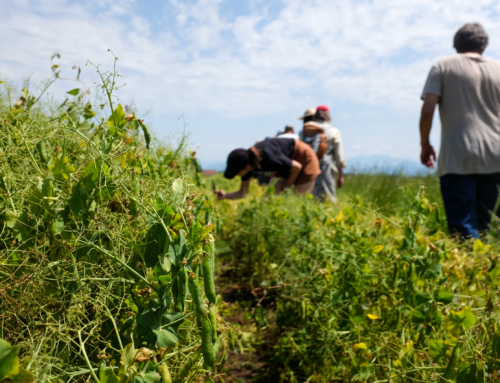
2, 70, 500, 383
210, 172, 500, 382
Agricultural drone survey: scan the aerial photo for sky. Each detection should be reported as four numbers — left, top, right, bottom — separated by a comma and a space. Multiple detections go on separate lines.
2, 0, 500, 169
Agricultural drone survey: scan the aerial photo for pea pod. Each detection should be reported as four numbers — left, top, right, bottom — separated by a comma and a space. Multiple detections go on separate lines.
174, 347, 201, 382
139, 120, 151, 149
392, 260, 399, 289
175, 266, 188, 313
129, 176, 140, 217
209, 305, 217, 343
49, 221, 58, 237
188, 273, 206, 317
201, 316, 215, 367
408, 262, 416, 291
203, 241, 215, 272
213, 336, 221, 356
202, 255, 216, 304
37, 140, 48, 163
172, 275, 179, 310
442, 343, 462, 381
159, 363, 172, 383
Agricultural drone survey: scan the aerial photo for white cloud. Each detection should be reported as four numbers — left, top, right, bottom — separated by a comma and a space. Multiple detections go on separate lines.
2, 0, 500, 162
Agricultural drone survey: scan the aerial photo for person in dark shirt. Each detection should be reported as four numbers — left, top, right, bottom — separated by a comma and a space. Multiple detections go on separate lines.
216, 137, 321, 200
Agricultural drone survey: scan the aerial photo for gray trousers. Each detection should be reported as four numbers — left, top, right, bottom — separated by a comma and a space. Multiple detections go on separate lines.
313, 157, 337, 203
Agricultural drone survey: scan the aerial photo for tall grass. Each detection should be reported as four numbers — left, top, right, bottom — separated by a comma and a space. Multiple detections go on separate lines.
341, 173, 442, 216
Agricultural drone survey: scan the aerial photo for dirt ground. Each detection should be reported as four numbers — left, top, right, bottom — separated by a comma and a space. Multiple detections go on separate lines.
214, 282, 279, 383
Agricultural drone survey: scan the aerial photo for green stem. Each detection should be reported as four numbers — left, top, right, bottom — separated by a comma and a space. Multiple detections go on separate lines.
15, 127, 44, 177
160, 311, 194, 329
104, 305, 124, 351
78, 330, 100, 383
2, 177, 17, 213
83, 241, 157, 293
154, 339, 201, 367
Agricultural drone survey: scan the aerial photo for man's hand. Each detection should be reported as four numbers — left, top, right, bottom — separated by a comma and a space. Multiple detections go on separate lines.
420, 143, 436, 168
419, 93, 439, 169
337, 176, 344, 189
215, 190, 226, 200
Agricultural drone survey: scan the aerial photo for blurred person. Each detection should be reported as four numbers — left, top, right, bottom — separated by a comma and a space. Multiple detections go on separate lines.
300, 105, 346, 202
420, 23, 500, 239
277, 125, 300, 140
215, 137, 321, 200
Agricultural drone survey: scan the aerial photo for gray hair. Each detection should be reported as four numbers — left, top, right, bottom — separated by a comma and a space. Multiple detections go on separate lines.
453, 23, 488, 53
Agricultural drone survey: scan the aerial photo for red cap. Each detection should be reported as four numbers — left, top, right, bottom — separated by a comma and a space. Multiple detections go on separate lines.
317, 105, 330, 112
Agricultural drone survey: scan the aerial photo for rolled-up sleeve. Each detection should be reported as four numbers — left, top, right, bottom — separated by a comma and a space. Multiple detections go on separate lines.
326, 128, 346, 169
421, 63, 442, 100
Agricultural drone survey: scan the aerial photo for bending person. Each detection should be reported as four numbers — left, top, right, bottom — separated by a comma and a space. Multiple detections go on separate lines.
216, 137, 321, 200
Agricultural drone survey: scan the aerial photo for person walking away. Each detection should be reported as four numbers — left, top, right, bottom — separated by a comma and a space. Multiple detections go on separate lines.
277, 125, 300, 140
300, 105, 346, 202
420, 23, 500, 239
215, 137, 321, 200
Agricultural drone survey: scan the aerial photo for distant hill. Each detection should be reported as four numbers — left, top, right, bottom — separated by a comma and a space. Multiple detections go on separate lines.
346, 154, 435, 176
200, 155, 435, 176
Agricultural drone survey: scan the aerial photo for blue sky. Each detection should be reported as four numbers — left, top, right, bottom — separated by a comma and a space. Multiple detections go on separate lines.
2, 0, 500, 169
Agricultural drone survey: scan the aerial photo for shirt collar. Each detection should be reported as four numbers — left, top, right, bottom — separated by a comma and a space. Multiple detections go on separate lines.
462, 52, 486, 62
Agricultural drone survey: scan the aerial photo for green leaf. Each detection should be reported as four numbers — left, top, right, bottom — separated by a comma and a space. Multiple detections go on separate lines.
428, 339, 447, 361
199, 223, 214, 239
107, 104, 126, 134
0, 339, 20, 380
100, 365, 121, 383
66, 88, 80, 96
134, 372, 161, 383
172, 178, 183, 194
445, 306, 476, 335
331, 290, 343, 305
473, 239, 491, 254
487, 265, 500, 285
154, 197, 166, 212
69, 181, 89, 221
153, 312, 185, 347
82, 159, 111, 196
143, 223, 170, 268
9, 368, 36, 383
49, 155, 75, 181
137, 300, 161, 347
167, 231, 189, 266
159, 257, 171, 273
121, 342, 136, 370
437, 289, 454, 304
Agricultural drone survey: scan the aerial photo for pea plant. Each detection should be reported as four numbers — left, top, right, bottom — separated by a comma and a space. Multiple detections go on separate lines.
0, 56, 229, 383
216, 183, 500, 382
